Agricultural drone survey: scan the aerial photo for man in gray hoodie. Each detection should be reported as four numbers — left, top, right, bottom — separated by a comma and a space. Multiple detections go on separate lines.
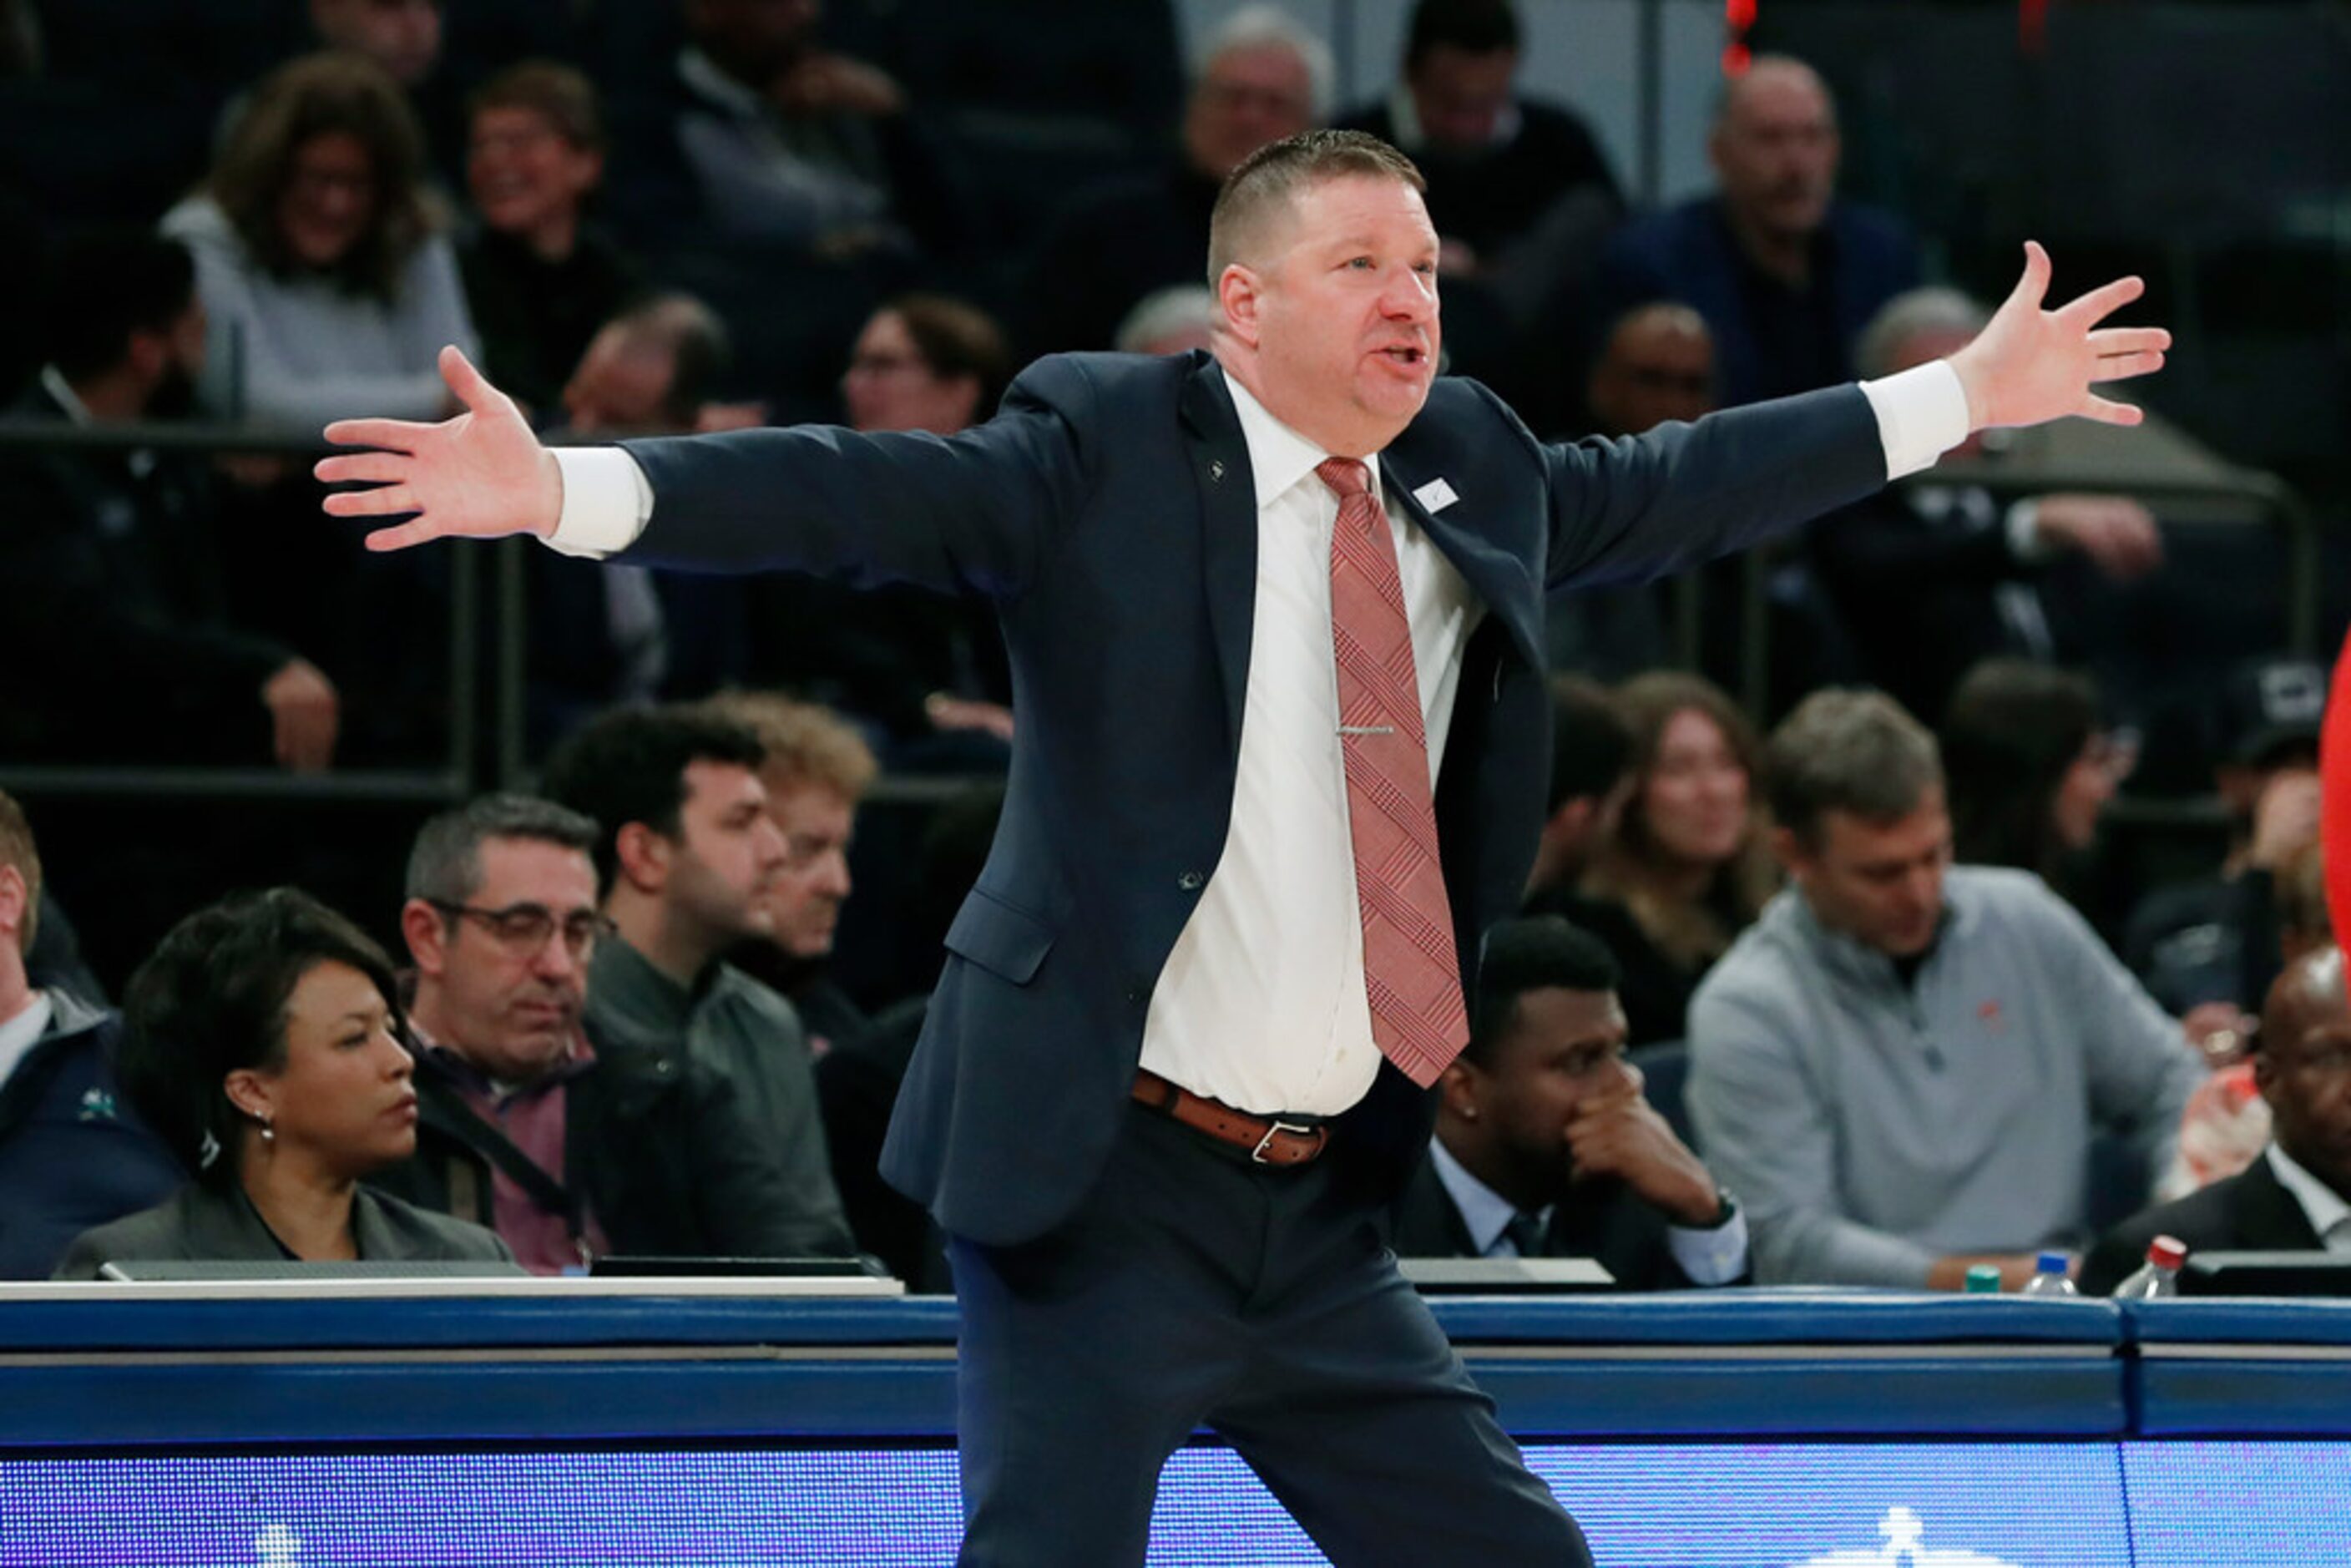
1688, 689, 2205, 1289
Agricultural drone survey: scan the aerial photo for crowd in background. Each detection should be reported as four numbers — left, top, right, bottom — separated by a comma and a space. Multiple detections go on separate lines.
1, 0, 2345, 1292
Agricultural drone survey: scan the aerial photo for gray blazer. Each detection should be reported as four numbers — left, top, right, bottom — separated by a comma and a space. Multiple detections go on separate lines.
50, 1181, 515, 1279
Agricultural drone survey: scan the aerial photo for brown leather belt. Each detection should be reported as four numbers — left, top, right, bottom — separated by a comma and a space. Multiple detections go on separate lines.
1130, 1069, 1330, 1166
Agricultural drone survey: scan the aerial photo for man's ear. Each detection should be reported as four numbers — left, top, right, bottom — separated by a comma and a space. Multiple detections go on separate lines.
1216, 263, 1263, 349
1438, 1059, 1482, 1122
0, 865, 24, 950
614, 822, 669, 893
1769, 823, 1807, 881
400, 898, 448, 977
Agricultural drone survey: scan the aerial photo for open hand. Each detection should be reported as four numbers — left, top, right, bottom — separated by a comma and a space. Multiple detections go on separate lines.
316, 346, 563, 552
1946, 241, 2170, 432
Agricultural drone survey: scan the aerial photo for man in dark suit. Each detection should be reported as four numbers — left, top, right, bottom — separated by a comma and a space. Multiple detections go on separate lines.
322, 129, 2165, 1566
2083, 943, 2351, 1294
1393, 916, 1748, 1287
1590, 55, 1919, 409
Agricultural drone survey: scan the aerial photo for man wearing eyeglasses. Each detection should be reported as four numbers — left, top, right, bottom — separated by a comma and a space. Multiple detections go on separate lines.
382, 792, 832, 1268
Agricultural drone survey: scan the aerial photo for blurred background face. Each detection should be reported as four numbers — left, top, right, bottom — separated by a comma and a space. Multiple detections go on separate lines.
842, 309, 979, 434
665, 760, 789, 943
1184, 42, 1316, 181
468, 107, 600, 241
249, 959, 417, 1178
1790, 794, 1952, 958
564, 328, 679, 432
423, 837, 599, 1082
1639, 708, 1750, 868
1587, 309, 1715, 437
279, 131, 377, 269
758, 780, 854, 958
1408, 43, 1515, 149
311, 0, 443, 89
1711, 63, 1838, 245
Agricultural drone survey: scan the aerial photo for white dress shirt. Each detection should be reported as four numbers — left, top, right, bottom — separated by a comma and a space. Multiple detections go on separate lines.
540, 359, 1971, 1115
2266, 1143, 2351, 1254
1428, 1134, 1750, 1285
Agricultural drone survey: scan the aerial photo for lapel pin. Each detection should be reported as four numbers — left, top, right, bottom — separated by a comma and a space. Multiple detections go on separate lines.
1210, 460, 1226, 482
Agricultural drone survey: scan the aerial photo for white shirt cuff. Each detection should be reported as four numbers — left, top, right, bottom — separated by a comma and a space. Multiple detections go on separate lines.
1858, 360, 1972, 482
544, 447, 655, 559
1666, 1202, 1751, 1287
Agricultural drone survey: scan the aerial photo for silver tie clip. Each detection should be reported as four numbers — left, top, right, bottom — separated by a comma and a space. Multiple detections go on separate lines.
1338, 724, 1397, 736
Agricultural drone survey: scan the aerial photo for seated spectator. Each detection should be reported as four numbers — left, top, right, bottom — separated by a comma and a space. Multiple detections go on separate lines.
1019, 5, 1326, 355
542, 706, 853, 1257
164, 51, 479, 426
1521, 675, 1636, 907
747, 295, 1013, 748
526, 293, 740, 751
2083, 944, 2351, 1292
1687, 689, 2205, 1288
1393, 915, 1749, 1288
1942, 660, 2127, 918
1811, 289, 2166, 725
665, 0, 958, 255
460, 61, 643, 418
1114, 286, 1217, 357
1544, 304, 1716, 679
1590, 55, 1919, 408
377, 794, 828, 1267
2127, 657, 2326, 1016
1338, 0, 1619, 333
53, 888, 512, 1276
0, 791, 183, 1278
699, 693, 877, 1053
0, 230, 338, 768
1537, 673, 1775, 1047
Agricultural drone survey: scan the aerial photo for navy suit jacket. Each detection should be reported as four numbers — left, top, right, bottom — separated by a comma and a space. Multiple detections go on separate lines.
1592, 197, 1921, 408
616, 350, 1886, 1246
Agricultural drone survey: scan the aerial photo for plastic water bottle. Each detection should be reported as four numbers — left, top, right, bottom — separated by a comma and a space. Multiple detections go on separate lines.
2020, 1252, 2079, 1297
1963, 1263, 2003, 1293
2112, 1235, 2188, 1299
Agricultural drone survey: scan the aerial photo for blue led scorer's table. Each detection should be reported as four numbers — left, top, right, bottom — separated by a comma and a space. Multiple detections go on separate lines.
1, 1279, 2346, 1566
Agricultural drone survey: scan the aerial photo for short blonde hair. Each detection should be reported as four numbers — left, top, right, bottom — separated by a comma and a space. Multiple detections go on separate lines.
1206, 129, 1424, 284
697, 691, 878, 803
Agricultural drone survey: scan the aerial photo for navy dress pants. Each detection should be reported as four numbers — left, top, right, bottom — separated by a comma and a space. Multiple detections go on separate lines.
948, 1104, 1595, 1566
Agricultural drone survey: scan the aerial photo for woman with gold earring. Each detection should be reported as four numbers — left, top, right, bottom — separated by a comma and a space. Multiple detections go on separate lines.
53, 889, 510, 1275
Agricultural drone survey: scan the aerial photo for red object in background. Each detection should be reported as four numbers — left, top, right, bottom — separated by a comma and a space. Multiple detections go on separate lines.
2020, 0, 2050, 55
1725, 1, 1755, 77
2323, 630, 2351, 975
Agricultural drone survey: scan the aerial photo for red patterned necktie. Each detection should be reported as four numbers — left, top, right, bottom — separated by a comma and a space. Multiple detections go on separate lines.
1315, 457, 1469, 1088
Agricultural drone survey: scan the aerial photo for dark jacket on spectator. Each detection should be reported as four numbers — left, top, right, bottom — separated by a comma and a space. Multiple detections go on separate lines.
2081, 1148, 2323, 1295
1389, 1152, 1746, 1291
0, 989, 184, 1279
372, 1022, 834, 1262
51, 1177, 513, 1279
2125, 873, 2282, 1016
0, 380, 290, 762
1337, 96, 1620, 266
1591, 197, 1921, 408
1019, 161, 1221, 357
458, 224, 643, 419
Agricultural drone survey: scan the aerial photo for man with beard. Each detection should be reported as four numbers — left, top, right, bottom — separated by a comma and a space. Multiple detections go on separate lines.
378, 793, 828, 1266
0, 230, 337, 768
543, 705, 853, 1257
1393, 915, 1749, 1287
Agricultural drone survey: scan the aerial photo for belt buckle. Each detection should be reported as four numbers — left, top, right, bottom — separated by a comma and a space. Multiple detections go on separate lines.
1251, 1120, 1314, 1164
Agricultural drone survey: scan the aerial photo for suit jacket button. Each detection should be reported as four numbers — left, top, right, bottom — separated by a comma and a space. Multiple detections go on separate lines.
1177, 871, 1204, 891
